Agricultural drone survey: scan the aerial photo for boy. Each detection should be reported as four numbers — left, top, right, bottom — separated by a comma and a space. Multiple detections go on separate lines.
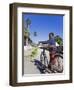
39, 33, 57, 71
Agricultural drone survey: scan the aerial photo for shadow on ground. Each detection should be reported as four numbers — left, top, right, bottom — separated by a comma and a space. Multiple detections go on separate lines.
33, 59, 47, 74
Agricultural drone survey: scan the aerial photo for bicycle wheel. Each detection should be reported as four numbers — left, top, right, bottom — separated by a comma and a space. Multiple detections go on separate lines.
40, 52, 48, 67
40, 52, 44, 65
44, 55, 49, 67
50, 54, 63, 73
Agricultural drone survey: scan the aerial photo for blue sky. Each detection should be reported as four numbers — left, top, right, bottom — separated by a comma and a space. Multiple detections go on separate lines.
23, 13, 63, 44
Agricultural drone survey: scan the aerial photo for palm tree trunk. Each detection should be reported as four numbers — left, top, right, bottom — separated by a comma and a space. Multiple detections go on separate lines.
26, 37, 28, 46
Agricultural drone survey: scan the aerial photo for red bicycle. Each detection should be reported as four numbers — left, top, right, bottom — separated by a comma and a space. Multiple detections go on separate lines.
40, 44, 63, 73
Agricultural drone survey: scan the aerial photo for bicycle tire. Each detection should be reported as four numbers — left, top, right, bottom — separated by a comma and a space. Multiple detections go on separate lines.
50, 54, 63, 73
40, 52, 48, 67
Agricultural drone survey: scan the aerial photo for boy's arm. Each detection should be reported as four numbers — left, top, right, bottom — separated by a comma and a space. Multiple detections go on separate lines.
39, 40, 48, 44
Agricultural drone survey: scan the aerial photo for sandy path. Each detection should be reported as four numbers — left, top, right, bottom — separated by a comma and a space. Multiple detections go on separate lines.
24, 47, 49, 74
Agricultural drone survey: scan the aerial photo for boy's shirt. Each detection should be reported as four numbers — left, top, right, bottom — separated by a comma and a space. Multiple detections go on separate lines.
40, 38, 56, 46
47, 38, 56, 46
39, 38, 56, 52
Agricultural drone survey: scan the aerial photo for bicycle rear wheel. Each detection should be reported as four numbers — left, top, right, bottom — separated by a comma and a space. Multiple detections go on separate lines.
50, 55, 63, 73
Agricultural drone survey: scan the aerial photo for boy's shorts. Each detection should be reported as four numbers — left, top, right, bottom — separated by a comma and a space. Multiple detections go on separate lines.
49, 47, 57, 54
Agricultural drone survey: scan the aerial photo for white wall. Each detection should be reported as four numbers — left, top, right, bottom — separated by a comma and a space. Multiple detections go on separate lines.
0, 0, 74, 90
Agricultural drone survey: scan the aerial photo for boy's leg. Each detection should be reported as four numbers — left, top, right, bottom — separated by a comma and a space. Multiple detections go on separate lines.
48, 51, 56, 69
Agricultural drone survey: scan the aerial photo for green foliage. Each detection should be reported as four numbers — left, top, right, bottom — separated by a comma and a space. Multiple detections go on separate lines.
24, 18, 31, 37
30, 47, 38, 59
26, 18, 31, 28
24, 28, 30, 37
55, 35, 63, 45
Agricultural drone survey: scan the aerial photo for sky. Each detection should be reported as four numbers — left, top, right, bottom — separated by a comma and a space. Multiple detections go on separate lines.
23, 13, 63, 44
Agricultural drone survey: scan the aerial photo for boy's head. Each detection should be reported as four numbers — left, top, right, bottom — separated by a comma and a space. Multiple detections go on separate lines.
49, 33, 54, 39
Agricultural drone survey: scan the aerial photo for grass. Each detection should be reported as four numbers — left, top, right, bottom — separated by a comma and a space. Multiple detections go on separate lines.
30, 47, 38, 60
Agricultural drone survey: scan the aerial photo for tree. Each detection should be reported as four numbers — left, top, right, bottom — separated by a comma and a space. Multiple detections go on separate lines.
24, 18, 31, 45
26, 18, 31, 29
55, 35, 63, 45
24, 29, 30, 37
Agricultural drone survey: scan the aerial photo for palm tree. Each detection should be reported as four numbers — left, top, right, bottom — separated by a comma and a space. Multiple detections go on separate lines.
26, 18, 31, 29
24, 18, 31, 45
24, 28, 30, 45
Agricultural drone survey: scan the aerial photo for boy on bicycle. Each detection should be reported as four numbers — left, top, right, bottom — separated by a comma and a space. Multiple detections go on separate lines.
39, 33, 57, 72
